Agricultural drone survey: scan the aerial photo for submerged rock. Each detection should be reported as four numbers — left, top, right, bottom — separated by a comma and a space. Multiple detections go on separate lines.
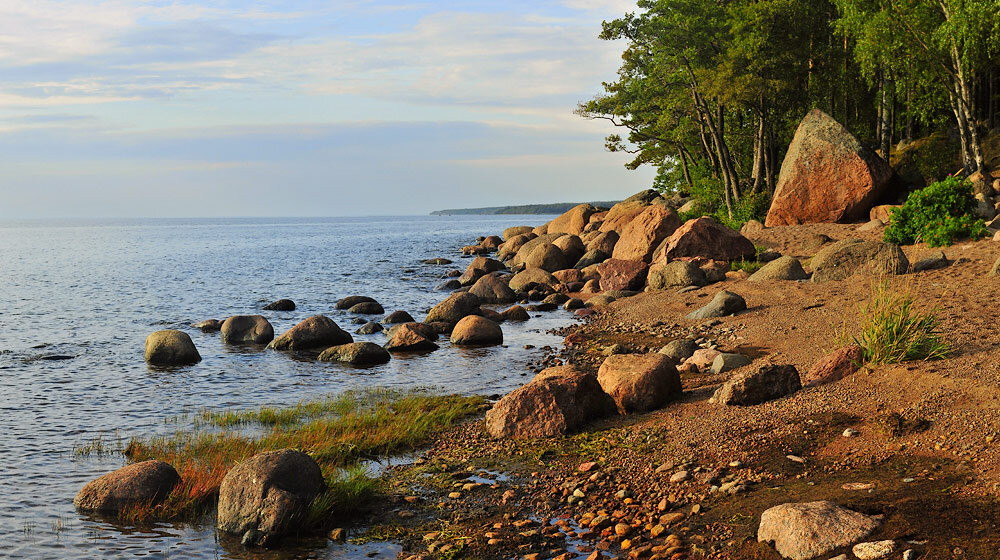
144, 330, 201, 366
355, 321, 383, 335
318, 342, 390, 365
263, 299, 295, 311
192, 319, 222, 332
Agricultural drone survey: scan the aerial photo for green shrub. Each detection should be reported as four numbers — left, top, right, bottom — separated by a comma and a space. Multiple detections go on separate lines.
883, 175, 986, 247
846, 280, 949, 364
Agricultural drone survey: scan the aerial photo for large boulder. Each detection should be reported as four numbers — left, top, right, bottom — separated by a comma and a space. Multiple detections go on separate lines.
648, 261, 708, 290
217, 449, 326, 547
765, 109, 893, 226
522, 243, 571, 272
511, 233, 566, 268
503, 226, 534, 240
686, 290, 746, 319
263, 299, 295, 311
575, 249, 610, 269
509, 268, 557, 292
597, 354, 682, 414
810, 239, 908, 283
549, 204, 598, 235
553, 235, 586, 264
758, 501, 881, 560
450, 315, 503, 345
597, 259, 649, 292
600, 201, 647, 233
384, 323, 439, 351
747, 256, 809, 282
144, 330, 201, 366
349, 301, 384, 315
271, 316, 352, 351
334, 295, 378, 310
497, 233, 535, 261
318, 342, 391, 365
425, 292, 482, 325
221, 315, 275, 345
552, 268, 584, 285
655, 217, 755, 262
383, 310, 415, 324
74, 460, 180, 514
469, 274, 516, 304
710, 364, 801, 406
464, 256, 505, 277
485, 367, 616, 439
586, 231, 619, 255
612, 206, 682, 262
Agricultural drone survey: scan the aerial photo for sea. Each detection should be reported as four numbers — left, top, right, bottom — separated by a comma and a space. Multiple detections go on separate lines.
0, 215, 570, 559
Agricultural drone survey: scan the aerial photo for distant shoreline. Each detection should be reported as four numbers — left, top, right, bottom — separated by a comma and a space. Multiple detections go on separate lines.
430, 201, 619, 216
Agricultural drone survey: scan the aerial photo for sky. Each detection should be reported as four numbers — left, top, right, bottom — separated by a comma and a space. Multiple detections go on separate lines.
0, 0, 655, 218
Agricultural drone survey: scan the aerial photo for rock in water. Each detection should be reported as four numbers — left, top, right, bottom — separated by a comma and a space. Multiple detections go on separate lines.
384, 323, 439, 352
655, 217, 756, 262
348, 301, 384, 315
612, 206, 682, 262
502, 226, 534, 240
803, 345, 864, 387
74, 460, 180, 514
509, 268, 557, 292
221, 315, 274, 345
748, 255, 808, 282
811, 239, 908, 283
450, 316, 503, 346
485, 366, 616, 439
355, 321, 383, 335
597, 259, 649, 291
318, 342, 390, 365
500, 305, 530, 322
425, 292, 481, 325
647, 261, 707, 290
382, 310, 415, 324
597, 354, 682, 414
271, 315, 352, 351
469, 274, 516, 304
710, 364, 801, 406
217, 449, 325, 547
757, 501, 881, 560
263, 299, 295, 311
192, 319, 222, 332
765, 109, 893, 226
334, 296, 377, 310
144, 330, 201, 365
686, 290, 746, 319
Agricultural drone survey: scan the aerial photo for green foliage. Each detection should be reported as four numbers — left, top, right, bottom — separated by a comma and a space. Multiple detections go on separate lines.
883, 176, 986, 247
729, 259, 763, 274
848, 280, 949, 364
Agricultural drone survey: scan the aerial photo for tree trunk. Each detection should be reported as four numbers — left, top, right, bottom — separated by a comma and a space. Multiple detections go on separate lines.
880, 72, 892, 158
677, 144, 693, 192
751, 103, 766, 194
951, 45, 985, 173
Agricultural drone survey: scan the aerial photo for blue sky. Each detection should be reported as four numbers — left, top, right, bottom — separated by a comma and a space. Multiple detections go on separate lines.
0, 0, 654, 217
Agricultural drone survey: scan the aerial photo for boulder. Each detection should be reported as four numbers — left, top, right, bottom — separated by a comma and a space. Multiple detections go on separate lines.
450, 316, 503, 345
272, 316, 352, 351
685, 348, 722, 370
425, 292, 482, 325
564, 298, 584, 310
655, 217, 755, 262
597, 259, 649, 292
686, 290, 746, 320
500, 305, 530, 322
549, 204, 598, 235
485, 366, 616, 439
553, 268, 584, 284
335, 296, 377, 310
532, 223, 549, 235
509, 268, 557, 292
503, 226, 534, 240
803, 345, 864, 387
422, 257, 453, 265
434, 279, 462, 291
462, 245, 489, 255
553, 235, 586, 264
765, 109, 893, 226
869, 205, 900, 224
710, 353, 752, 374
74, 460, 180, 513
217, 449, 326, 547
802, 233, 833, 254
263, 299, 295, 311
386, 322, 438, 340
355, 321, 383, 335
811, 239, 908, 283
144, 330, 201, 365
740, 220, 765, 235
469, 274, 516, 304
710, 364, 801, 406
523, 243, 571, 272
586, 231, 619, 255
383, 310, 415, 324
757, 501, 881, 560
597, 354, 682, 414
318, 342, 391, 365
511, 233, 566, 267
748, 256, 809, 282
465, 256, 505, 277
585, 293, 617, 307
384, 323, 439, 352
612, 206, 682, 262
481, 235, 503, 250
659, 339, 698, 363
497, 233, 535, 261
856, 219, 884, 232
647, 261, 707, 290
580, 278, 601, 294
911, 251, 949, 272
221, 315, 275, 345
575, 249, 610, 269
600, 201, 647, 233
349, 301, 384, 315
478, 307, 504, 323
192, 319, 222, 332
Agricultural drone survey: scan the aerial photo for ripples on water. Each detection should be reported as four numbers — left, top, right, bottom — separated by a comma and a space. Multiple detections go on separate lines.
0, 216, 569, 559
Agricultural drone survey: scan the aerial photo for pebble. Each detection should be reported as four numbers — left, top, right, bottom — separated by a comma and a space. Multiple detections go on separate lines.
786, 455, 806, 463
903, 477, 916, 483
841, 482, 875, 491
614, 523, 631, 536
903, 550, 918, 560
669, 470, 689, 483
691, 504, 701, 515
448, 492, 461, 499
843, 428, 859, 437
728, 461, 742, 468
852, 540, 896, 559
578, 461, 599, 472
328, 528, 345, 541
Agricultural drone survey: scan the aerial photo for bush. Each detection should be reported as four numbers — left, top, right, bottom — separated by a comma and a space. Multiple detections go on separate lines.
883, 175, 986, 247
847, 279, 949, 364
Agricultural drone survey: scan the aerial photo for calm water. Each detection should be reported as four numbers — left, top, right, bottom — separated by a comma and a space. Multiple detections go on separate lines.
0, 216, 569, 559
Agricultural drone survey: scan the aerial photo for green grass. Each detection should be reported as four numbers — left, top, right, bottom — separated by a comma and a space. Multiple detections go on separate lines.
729, 259, 763, 274
844, 279, 949, 364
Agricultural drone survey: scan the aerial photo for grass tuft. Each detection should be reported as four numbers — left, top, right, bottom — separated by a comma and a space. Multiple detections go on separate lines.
845, 279, 949, 364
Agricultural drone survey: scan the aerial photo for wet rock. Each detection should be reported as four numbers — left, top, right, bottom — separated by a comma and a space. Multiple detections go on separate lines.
450, 316, 503, 346
355, 321, 383, 335
272, 316, 352, 351
710, 364, 801, 406
647, 261, 707, 290
509, 268, 557, 292
434, 279, 462, 291
469, 274, 516, 304
912, 251, 949, 272
192, 319, 222, 332
563, 298, 584, 310
810, 239, 908, 283
74, 460, 180, 513
383, 310, 415, 324
485, 366, 616, 438
500, 305, 530, 322
349, 301, 384, 315
423, 257, 453, 265
656, 217, 755, 262
384, 323, 439, 352
217, 449, 326, 547
748, 256, 809, 282
686, 290, 746, 319
144, 330, 201, 365
425, 292, 482, 325
221, 315, 275, 345
765, 109, 893, 226
758, 501, 881, 560
659, 339, 698, 363
597, 259, 648, 291
803, 345, 863, 387
612, 206, 682, 262
597, 354, 682, 414
263, 299, 295, 311
335, 296, 378, 310
710, 353, 751, 374
318, 342, 390, 365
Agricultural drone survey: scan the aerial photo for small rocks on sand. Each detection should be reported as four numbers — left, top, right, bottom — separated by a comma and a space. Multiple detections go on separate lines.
659, 339, 698, 363
144, 330, 201, 366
